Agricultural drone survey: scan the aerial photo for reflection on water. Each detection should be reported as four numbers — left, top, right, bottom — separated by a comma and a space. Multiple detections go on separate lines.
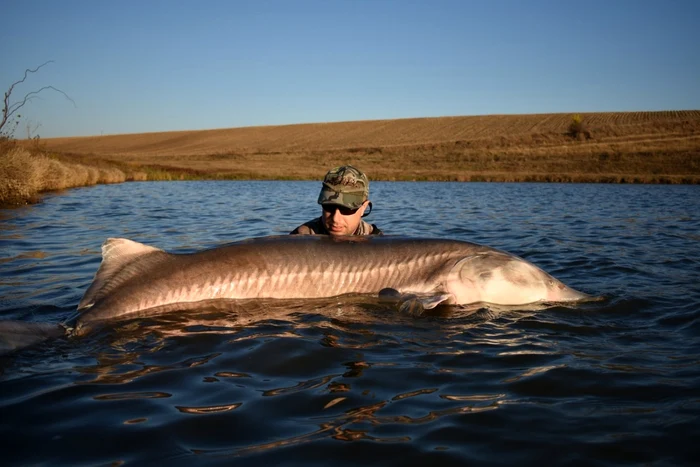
1, 181, 699, 465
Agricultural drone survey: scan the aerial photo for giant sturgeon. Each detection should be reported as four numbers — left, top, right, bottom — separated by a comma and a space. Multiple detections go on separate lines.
0, 235, 592, 352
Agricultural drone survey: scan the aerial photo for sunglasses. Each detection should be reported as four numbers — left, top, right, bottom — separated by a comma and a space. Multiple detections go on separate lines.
322, 204, 359, 216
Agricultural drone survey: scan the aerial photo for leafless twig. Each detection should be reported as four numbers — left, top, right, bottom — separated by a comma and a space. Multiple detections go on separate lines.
1, 61, 76, 136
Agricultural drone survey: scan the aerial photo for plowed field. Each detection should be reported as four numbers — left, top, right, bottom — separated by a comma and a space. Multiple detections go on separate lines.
41, 111, 700, 183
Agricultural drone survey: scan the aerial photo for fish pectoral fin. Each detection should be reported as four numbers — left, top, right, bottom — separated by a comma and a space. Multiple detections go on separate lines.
416, 293, 455, 309
378, 289, 455, 317
398, 294, 455, 317
379, 288, 454, 309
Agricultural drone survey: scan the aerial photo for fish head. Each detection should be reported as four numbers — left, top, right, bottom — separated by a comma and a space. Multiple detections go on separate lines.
447, 252, 588, 306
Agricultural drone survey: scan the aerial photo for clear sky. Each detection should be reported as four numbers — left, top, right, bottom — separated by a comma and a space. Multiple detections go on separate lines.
2, 0, 699, 138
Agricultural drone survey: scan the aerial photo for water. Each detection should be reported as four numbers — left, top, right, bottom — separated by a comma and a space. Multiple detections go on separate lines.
1, 181, 699, 466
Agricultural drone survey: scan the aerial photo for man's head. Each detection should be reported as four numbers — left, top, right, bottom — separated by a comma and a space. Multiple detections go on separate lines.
317, 165, 371, 236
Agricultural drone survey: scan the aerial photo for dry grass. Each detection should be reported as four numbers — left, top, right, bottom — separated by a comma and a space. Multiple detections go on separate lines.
4, 110, 699, 206
0, 140, 132, 206
40, 110, 700, 183
42, 110, 699, 155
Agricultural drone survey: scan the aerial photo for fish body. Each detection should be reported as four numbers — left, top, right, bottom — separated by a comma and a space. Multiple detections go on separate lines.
73, 235, 590, 334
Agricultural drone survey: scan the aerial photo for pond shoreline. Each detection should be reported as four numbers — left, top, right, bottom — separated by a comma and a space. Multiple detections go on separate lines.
4, 110, 699, 207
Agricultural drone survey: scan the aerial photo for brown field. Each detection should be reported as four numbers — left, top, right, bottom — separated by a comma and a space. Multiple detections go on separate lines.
3, 110, 699, 206
40, 110, 700, 183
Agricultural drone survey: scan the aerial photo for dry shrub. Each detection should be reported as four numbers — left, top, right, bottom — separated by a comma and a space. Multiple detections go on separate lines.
41, 157, 72, 190
86, 166, 100, 184
129, 171, 148, 181
568, 114, 592, 140
98, 167, 126, 183
1, 143, 134, 205
112, 168, 127, 183
69, 163, 89, 187
0, 146, 43, 204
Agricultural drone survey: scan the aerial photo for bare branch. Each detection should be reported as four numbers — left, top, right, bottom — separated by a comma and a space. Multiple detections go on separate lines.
1, 61, 76, 137
7, 85, 76, 115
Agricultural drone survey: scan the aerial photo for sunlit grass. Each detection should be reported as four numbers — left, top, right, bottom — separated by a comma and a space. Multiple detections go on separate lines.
0, 141, 134, 206
3, 110, 699, 206
41, 110, 700, 183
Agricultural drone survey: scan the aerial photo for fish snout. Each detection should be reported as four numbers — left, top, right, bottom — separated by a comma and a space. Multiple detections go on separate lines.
548, 280, 591, 302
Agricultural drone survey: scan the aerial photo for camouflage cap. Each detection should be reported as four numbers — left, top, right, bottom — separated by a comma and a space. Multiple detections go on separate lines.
317, 165, 369, 209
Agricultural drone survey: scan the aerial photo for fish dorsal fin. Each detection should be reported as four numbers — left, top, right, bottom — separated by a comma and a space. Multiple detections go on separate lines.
78, 238, 165, 310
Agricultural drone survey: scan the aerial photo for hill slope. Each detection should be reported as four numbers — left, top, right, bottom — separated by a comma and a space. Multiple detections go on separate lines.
42, 111, 700, 183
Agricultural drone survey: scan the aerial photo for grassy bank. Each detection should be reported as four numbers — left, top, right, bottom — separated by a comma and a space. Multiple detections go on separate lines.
0, 141, 146, 207
3, 110, 699, 206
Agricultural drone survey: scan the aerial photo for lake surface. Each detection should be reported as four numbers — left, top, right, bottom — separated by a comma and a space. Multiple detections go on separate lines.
1, 181, 699, 466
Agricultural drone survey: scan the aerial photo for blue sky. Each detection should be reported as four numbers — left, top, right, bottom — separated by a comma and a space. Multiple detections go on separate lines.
2, 0, 699, 138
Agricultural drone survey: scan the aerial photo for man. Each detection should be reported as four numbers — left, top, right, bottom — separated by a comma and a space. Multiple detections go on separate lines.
290, 165, 383, 236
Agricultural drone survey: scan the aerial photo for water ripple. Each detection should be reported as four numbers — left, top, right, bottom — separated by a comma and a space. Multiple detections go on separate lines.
1, 181, 699, 466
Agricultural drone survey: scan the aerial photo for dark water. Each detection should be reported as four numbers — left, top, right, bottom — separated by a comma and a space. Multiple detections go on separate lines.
1, 181, 699, 466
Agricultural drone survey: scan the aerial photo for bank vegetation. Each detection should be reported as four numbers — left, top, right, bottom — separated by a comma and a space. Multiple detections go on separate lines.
0, 140, 147, 206
2, 110, 699, 206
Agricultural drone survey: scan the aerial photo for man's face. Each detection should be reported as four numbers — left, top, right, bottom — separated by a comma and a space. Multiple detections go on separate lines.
321, 200, 369, 236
